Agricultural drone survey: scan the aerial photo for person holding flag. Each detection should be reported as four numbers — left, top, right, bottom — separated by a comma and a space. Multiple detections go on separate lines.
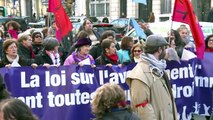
48, 0, 73, 42
172, 0, 205, 59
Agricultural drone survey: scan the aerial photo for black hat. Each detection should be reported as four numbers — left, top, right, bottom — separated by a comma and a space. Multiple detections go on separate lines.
145, 35, 169, 47
75, 38, 91, 48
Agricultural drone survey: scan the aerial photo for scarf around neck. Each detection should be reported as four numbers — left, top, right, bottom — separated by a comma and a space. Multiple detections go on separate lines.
141, 53, 167, 77
6, 54, 19, 63
105, 53, 118, 64
49, 52, 60, 66
72, 51, 91, 63
8, 30, 18, 39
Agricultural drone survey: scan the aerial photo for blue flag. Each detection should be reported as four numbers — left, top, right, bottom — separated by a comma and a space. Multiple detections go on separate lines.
130, 18, 147, 39
132, 0, 147, 5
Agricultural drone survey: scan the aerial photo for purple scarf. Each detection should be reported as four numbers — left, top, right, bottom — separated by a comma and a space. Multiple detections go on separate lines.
72, 51, 95, 64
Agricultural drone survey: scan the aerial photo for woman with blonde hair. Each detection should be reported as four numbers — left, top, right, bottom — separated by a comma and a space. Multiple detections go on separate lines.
91, 83, 140, 120
130, 43, 143, 62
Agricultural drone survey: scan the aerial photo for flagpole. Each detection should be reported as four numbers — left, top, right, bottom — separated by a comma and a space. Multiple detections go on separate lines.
168, 18, 174, 46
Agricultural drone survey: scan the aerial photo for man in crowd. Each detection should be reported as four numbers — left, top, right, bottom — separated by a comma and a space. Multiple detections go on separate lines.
126, 35, 178, 120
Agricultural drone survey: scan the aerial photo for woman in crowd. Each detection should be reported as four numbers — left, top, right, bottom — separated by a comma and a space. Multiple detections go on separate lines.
130, 43, 143, 62
90, 30, 115, 60
117, 36, 133, 65
34, 37, 61, 67
95, 39, 121, 67
69, 30, 89, 54
0, 39, 32, 68
205, 34, 213, 52
17, 34, 35, 61
91, 83, 140, 120
176, 25, 195, 51
5, 20, 21, 40
31, 31, 43, 55
63, 37, 95, 66
80, 18, 100, 45
0, 99, 38, 120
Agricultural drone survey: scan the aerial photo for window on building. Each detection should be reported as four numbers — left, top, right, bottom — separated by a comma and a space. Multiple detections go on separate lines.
160, 0, 171, 14
90, 0, 109, 17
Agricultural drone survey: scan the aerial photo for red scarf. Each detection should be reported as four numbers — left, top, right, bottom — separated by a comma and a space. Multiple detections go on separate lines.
205, 48, 213, 52
8, 30, 18, 39
28, 46, 35, 58
105, 53, 118, 64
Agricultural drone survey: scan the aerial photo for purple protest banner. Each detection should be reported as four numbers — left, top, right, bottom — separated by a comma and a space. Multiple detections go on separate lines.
0, 54, 212, 120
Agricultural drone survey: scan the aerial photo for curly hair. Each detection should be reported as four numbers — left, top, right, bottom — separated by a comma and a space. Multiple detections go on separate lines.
0, 99, 38, 120
6, 20, 20, 30
91, 83, 126, 119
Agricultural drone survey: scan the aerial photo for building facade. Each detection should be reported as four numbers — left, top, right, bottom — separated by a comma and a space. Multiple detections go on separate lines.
0, 0, 212, 22
74, 0, 213, 22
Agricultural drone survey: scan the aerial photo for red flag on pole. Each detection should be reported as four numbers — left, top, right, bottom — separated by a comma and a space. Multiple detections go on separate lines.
49, 0, 73, 39
172, 0, 205, 59
48, 0, 54, 12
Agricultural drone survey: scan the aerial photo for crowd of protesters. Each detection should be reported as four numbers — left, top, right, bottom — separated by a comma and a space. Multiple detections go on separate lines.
0, 18, 212, 68
0, 17, 212, 120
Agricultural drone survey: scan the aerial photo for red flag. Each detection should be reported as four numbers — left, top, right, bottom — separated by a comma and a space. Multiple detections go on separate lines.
172, 0, 205, 59
48, 0, 54, 12
53, 0, 73, 39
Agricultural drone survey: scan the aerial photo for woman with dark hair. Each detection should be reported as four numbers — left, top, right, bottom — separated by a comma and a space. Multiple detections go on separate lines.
166, 29, 196, 60
117, 36, 134, 65
0, 39, 32, 68
95, 39, 121, 67
91, 83, 140, 120
31, 31, 43, 55
0, 99, 38, 120
205, 34, 213, 52
79, 18, 100, 45
90, 30, 115, 60
5, 20, 21, 40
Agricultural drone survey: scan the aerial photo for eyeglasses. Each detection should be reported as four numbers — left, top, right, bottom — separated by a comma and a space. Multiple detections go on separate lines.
134, 50, 142, 53
35, 35, 41, 38
208, 39, 213, 42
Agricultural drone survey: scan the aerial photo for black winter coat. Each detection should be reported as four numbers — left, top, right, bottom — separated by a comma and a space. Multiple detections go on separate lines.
0, 56, 30, 68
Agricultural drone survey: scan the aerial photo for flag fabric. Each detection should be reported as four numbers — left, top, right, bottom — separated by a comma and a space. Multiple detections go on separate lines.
172, 0, 205, 59
48, 0, 55, 12
130, 18, 147, 39
132, 0, 147, 5
52, 0, 73, 39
